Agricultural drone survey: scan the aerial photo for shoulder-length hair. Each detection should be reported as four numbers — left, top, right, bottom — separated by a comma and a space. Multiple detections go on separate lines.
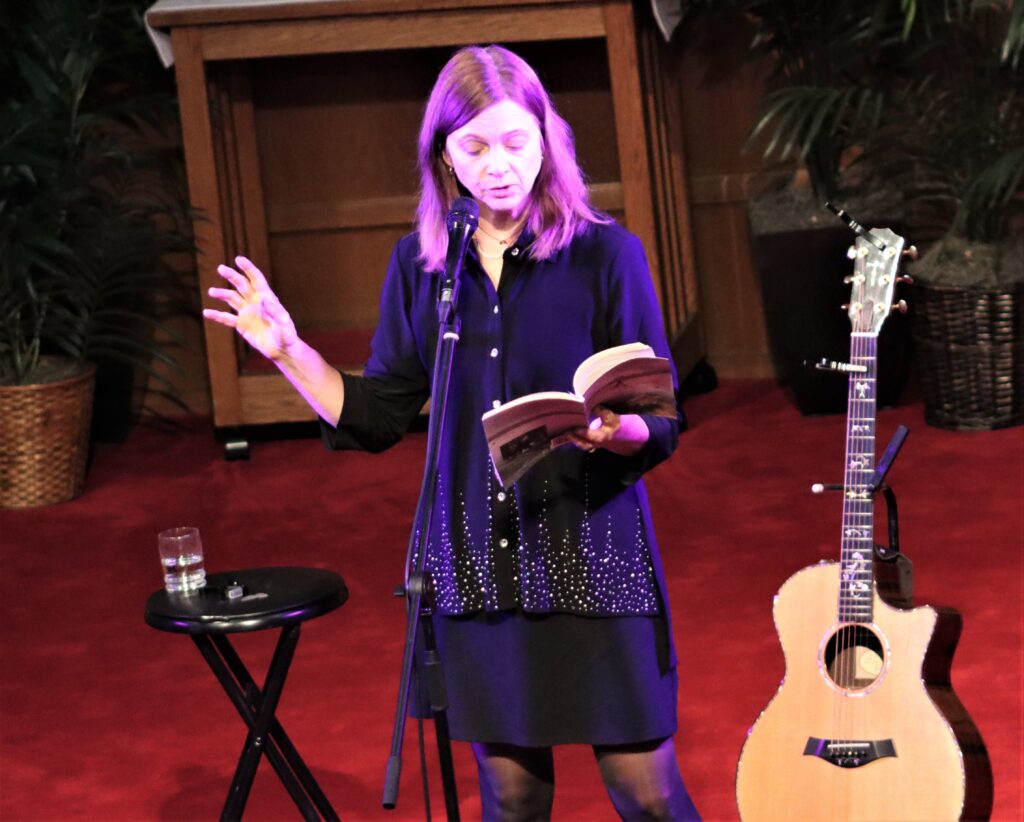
416, 45, 607, 272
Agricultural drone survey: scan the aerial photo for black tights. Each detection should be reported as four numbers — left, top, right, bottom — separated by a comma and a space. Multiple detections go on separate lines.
472, 737, 701, 822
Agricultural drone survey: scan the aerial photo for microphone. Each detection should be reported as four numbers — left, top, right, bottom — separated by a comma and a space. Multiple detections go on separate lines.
440, 197, 479, 308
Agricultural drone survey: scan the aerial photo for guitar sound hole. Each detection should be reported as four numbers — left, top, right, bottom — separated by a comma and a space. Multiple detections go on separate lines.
823, 625, 885, 690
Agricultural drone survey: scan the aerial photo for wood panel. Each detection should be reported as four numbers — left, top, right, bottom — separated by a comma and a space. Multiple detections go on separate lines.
238, 374, 318, 423
147, 0, 587, 28
603, 0, 660, 301
669, 12, 777, 379
197, 6, 607, 61
265, 184, 625, 235
635, 9, 701, 373
170, 26, 242, 425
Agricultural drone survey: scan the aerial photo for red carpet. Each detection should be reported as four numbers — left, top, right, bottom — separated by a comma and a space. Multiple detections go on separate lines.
1, 380, 1021, 821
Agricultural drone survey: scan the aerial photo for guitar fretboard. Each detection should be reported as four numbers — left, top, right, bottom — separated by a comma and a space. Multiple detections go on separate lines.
838, 332, 878, 623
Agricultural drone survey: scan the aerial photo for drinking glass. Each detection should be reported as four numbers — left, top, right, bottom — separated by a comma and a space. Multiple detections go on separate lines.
158, 526, 207, 593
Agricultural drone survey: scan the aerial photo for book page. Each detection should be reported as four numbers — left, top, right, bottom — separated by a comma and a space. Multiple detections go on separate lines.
481, 392, 587, 487
580, 356, 676, 416
572, 342, 653, 397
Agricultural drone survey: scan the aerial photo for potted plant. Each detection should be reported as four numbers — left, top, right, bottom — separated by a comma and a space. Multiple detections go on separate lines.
727, 0, 915, 414
0, 0, 194, 508
887, 0, 1024, 429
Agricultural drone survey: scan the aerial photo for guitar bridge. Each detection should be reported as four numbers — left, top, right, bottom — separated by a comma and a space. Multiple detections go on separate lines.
803, 737, 896, 768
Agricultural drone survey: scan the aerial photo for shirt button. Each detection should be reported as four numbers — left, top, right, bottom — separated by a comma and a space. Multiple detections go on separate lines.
490, 348, 498, 358
492, 400, 501, 409
499, 538, 509, 548
493, 305, 499, 314
496, 491, 507, 502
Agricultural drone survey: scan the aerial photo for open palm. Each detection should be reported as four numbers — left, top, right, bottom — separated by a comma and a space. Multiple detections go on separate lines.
203, 256, 298, 362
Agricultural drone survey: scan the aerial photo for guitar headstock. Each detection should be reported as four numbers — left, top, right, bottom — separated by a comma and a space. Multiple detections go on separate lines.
846, 227, 908, 334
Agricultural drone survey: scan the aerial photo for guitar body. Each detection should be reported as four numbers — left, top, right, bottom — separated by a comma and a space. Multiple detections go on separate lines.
736, 562, 992, 821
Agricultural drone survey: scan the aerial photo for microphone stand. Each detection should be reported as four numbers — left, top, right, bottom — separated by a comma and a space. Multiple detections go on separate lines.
383, 215, 474, 819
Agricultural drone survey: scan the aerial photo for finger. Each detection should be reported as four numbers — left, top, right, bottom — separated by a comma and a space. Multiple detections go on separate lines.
217, 264, 250, 295
575, 423, 617, 448
589, 406, 620, 436
567, 432, 597, 451
235, 255, 271, 292
202, 308, 239, 328
580, 430, 610, 447
208, 287, 243, 310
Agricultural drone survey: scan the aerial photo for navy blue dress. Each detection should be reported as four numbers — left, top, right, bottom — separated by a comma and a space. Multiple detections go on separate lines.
324, 221, 681, 746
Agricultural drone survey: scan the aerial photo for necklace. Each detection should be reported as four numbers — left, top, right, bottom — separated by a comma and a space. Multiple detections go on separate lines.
474, 239, 505, 260
473, 219, 524, 261
476, 219, 525, 245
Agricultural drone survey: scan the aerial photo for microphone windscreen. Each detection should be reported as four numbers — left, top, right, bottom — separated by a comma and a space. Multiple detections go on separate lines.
447, 197, 480, 232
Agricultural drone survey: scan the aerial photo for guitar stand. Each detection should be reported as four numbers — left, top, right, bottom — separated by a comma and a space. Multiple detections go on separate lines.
812, 424, 914, 609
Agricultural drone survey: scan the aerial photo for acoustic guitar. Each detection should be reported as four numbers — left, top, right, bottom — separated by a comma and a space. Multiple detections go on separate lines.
735, 227, 993, 821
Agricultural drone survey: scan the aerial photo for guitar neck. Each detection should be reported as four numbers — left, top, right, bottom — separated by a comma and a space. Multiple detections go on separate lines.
839, 332, 878, 624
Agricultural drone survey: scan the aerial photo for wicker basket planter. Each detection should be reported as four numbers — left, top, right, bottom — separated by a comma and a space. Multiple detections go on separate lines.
0, 360, 96, 508
911, 283, 1023, 430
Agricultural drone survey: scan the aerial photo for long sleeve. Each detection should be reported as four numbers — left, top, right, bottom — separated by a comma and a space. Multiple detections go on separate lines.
595, 232, 682, 485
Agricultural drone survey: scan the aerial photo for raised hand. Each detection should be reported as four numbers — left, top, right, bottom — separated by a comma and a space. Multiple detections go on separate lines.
202, 256, 298, 362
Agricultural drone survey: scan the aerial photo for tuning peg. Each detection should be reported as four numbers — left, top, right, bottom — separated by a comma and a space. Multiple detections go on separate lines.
902, 245, 919, 260
897, 275, 914, 285
892, 300, 908, 313
841, 303, 849, 311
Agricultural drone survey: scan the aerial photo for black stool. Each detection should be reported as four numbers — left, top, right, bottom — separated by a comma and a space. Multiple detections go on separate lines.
146, 566, 348, 821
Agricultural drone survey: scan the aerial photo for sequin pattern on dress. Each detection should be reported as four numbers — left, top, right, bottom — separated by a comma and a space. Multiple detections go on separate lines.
426, 452, 660, 615
518, 457, 659, 613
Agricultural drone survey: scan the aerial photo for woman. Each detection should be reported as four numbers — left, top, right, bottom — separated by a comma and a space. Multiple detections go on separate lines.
204, 45, 700, 821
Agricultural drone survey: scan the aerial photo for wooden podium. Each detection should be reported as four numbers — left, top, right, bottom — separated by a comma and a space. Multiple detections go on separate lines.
146, 0, 701, 442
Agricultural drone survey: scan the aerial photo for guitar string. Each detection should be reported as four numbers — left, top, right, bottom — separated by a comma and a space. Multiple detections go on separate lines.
841, 331, 858, 751
841, 332, 857, 747
843, 331, 877, 752
840, 328, 873, 748
863, 334, 878, 750
850, 332, 868, 744
849, 332, 862, 746
843, 332, 853, 739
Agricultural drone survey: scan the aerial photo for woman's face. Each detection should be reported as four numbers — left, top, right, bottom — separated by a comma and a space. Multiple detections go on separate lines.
444, 98, 543, 225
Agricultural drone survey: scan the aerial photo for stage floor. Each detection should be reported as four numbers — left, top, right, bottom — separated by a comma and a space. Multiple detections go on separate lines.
1, 379, 1020, 820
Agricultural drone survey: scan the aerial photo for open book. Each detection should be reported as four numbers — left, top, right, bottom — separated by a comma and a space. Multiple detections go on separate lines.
481, 342, 676, 487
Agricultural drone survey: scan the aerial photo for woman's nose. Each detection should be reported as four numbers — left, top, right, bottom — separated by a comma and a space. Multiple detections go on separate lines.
484, 147, 511, 175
